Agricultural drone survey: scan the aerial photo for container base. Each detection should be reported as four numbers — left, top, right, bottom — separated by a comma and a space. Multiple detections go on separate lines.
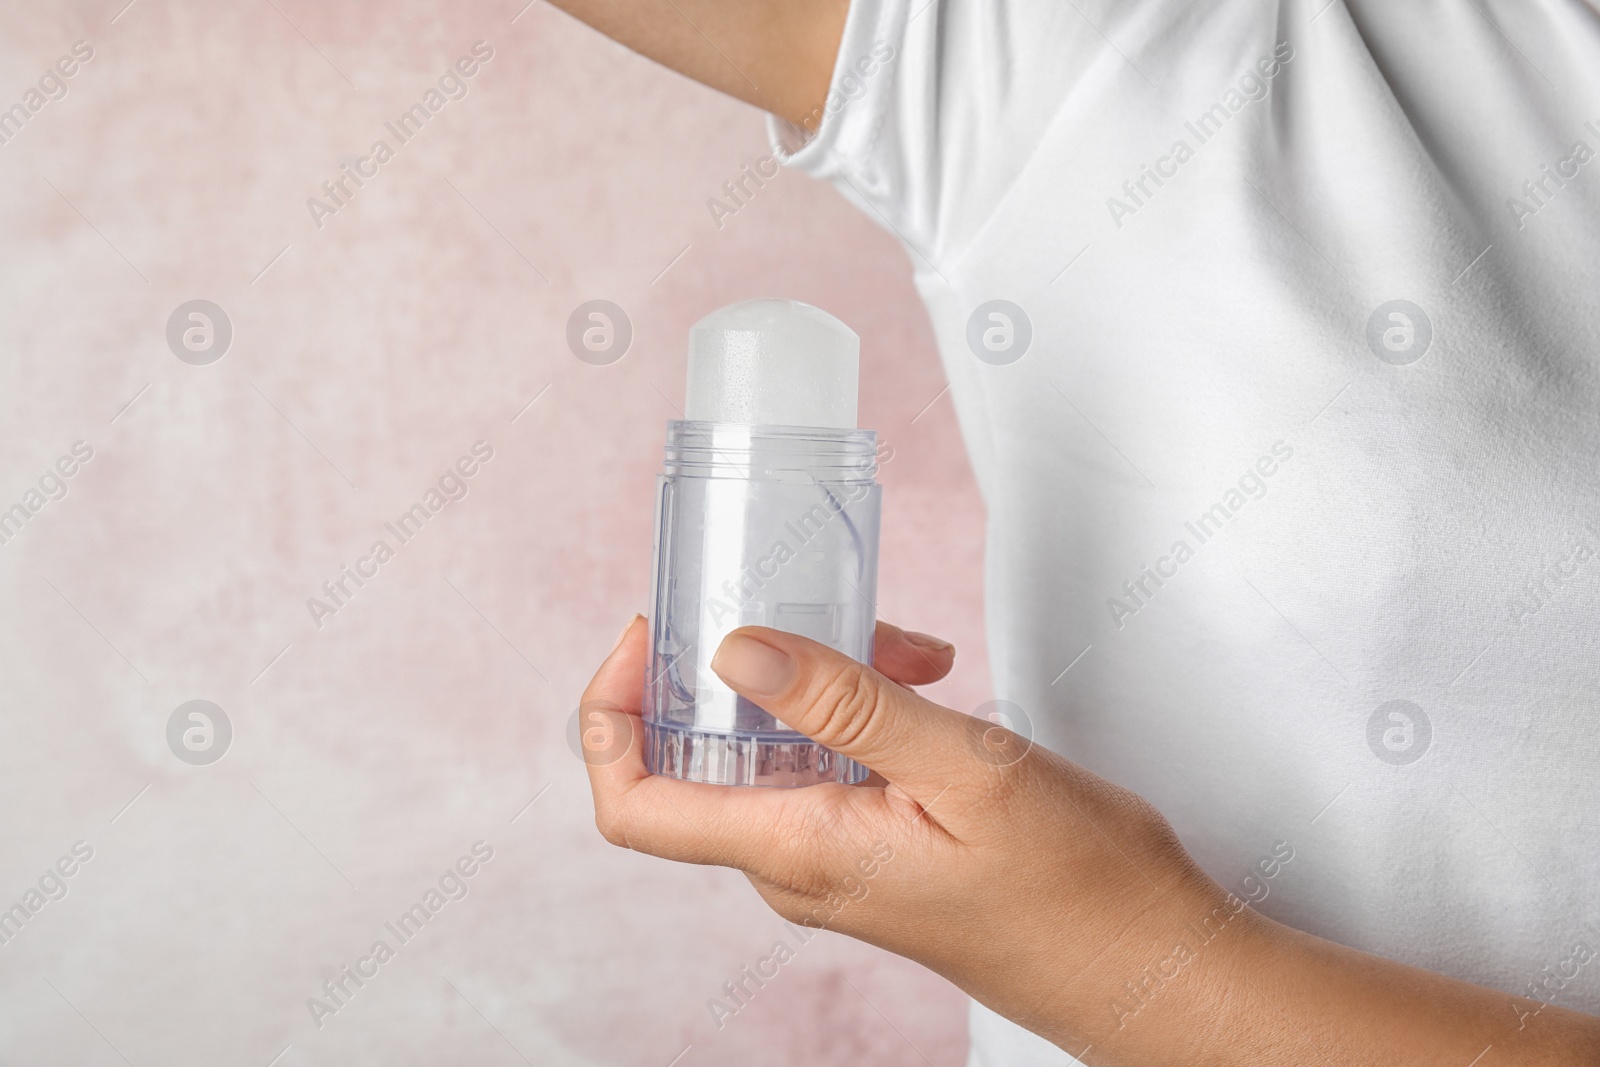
645, 720, 869, 787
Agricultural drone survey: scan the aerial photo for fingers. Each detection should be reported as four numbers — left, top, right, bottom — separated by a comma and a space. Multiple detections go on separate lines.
582, 615, 988, 868
579, 615, 817, 871
576, 614, 650, 799
709, 625, 986, 807
871, 620, 955, 687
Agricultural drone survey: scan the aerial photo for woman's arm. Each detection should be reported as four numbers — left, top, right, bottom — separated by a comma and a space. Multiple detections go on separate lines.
580, 618, 1600, 1066
543, 0, 846, 127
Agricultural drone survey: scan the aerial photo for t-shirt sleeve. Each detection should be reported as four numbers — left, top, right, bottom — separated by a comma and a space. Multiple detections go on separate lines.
766, 0, 1090, 269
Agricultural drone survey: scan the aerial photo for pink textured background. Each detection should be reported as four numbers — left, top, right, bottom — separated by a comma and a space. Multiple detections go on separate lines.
0, 1, 989, 1064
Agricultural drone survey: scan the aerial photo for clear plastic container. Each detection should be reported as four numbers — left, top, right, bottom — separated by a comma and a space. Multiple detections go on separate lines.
643, 420, 881, 787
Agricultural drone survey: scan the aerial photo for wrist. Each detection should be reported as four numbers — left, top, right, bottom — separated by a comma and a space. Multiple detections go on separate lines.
1034, 869, 1271, 1065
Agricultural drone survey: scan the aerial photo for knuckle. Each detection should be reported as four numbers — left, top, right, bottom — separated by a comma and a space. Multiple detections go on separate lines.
593, 805, 630, 849
1094, 776, 1165, 833
806, 662, 887, 752
1083, 775, 1188, 852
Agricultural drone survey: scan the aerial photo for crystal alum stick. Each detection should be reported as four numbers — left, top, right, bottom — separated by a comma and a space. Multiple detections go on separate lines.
643, 299, 881, 786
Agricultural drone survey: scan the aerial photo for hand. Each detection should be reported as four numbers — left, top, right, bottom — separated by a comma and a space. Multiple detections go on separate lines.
579, 616, 1235, 1061
580, 618, 1600, 1064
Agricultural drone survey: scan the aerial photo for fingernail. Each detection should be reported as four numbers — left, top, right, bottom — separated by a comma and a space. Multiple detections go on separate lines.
711, 633, 795, 697
609, 613, 643, 656
904, 630, 953, 653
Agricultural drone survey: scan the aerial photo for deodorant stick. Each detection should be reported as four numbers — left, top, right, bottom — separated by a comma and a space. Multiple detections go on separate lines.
643, 299, 881, 787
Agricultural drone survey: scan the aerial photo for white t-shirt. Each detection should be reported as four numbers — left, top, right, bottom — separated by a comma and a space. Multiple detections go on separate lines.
769, 1, 1600, 1062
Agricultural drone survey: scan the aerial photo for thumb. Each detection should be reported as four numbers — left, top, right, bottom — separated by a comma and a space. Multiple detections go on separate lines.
709, 625, 995, 804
